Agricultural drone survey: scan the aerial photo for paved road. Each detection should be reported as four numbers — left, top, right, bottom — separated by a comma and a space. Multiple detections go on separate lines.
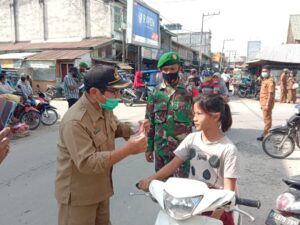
0, 97, 299, 225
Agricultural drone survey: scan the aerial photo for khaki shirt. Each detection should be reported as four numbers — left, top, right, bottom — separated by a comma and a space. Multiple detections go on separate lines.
287, 77, 297, 90
280, 73, 287, 88
55, 93, 132, 206
260, 77, 275, 108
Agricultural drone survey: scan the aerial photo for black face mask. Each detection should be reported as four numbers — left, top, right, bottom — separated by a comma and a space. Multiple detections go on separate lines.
162, 71, 179, 85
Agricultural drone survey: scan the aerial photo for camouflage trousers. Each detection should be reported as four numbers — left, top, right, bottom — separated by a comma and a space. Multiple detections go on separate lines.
154, 150, 190, 178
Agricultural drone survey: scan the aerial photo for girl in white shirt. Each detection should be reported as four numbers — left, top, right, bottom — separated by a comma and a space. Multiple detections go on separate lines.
139, 94, 238, 225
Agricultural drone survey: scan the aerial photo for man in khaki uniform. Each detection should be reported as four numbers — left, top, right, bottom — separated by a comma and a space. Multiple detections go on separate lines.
55, 65, 149, 225
257, 65, 275, 141
279, 68, 289, 103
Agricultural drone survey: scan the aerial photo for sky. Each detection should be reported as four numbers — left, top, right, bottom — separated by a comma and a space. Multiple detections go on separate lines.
142, 0, 300, 57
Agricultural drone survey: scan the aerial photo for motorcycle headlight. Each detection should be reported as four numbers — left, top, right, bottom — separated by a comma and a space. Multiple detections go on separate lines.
163, 190, 203, 220
276, 192, 300, 213
294, 105, 300, 114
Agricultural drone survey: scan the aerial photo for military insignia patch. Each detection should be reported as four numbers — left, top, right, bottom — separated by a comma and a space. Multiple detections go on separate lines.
172, 54, 177, 60
114, 68, 121, 81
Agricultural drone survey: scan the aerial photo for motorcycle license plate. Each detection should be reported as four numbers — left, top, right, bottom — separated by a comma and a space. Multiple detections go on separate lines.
265, 209, 300, 225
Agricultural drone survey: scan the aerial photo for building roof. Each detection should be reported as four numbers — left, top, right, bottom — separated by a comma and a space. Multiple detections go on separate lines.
0, 37, 112, 53
26, 50, 90, 60
0, 52, 37, 59
290, 14, 300, 40
249, 44, 300, 64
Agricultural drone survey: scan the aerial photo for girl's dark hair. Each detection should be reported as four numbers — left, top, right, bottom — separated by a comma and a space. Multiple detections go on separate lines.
194, 94, 232, 132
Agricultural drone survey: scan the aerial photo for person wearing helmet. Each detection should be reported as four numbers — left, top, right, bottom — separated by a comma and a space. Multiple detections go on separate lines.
145, 51, 193, 178
200, 69, 220, 96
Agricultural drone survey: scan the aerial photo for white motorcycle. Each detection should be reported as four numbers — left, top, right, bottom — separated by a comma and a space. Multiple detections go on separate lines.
132, 177, 260, 225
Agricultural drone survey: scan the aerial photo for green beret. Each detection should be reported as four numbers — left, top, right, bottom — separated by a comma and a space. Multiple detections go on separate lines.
157, 51, 180, 69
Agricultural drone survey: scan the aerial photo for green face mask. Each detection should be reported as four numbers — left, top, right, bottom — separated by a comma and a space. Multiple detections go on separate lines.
261, 72, 269, 78
99, 98, 120, 110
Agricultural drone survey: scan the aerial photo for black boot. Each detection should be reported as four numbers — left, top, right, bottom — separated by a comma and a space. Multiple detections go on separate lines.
256, 136, 264, 141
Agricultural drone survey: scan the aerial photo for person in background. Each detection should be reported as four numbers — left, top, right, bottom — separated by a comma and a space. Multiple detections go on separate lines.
213, 72, 229, 103
64, 67, 81, 108
200, 69, 220, 96
145, 51, 193, 178
139, 94, 238, 225
55, 65, 149, 225
287, 70, 298, 104
0, 127, 11, 164
221, 69, 231, 91
26, 75, 33, 87
17, 74, 34, 104
0, 72, 16, 94
133, 71, 146, 101
186, 68, 201, 98
257, 65, 275, 141
280, 68, 289, 103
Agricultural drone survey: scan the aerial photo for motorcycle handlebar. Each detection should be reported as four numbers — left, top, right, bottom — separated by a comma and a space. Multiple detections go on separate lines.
136, 183, 140, 190
236, 197, 261, 208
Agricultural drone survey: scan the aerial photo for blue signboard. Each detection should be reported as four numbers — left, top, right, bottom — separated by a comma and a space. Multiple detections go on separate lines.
127, 0, 160, 48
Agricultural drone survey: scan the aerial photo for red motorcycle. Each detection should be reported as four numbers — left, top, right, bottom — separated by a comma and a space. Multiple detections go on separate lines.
14, 100, 41, 130
35, 92, 58, 126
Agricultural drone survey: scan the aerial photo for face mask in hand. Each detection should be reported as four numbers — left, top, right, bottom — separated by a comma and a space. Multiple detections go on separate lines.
261, 72, 269, 78
99, 98, 120, 110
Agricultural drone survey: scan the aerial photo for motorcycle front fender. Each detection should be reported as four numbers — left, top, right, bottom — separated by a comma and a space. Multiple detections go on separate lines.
155, 210, 222, 225
268, 124, 289, 134
45, 105, 57, 110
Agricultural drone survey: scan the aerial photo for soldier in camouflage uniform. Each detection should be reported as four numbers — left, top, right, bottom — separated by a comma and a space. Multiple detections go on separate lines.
145, 52, 193, 178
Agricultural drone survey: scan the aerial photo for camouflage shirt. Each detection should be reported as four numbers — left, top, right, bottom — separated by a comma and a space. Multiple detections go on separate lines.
145, 82, 193, 177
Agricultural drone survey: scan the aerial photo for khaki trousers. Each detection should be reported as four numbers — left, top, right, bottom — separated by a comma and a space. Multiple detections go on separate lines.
287, 89, 296, 103
280, 88, 287, 103
262, 109, 272, 136
58, 199, 111, 225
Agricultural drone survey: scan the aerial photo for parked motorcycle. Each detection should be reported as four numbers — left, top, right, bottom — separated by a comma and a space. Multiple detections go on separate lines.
35, 92, 58, 126
262, 104, 300, 159
237, 82, 260, 99
265, 175, 300, 225
133, 177, 260, 225
46, 84, 64, 99
121, 85, 155, 107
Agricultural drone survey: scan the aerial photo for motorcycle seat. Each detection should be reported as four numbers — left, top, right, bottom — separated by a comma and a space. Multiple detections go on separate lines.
283, 175, 300, 189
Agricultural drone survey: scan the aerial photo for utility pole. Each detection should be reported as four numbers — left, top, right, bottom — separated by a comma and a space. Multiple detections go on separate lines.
219, 39, 233, 71
122, 27, 126, 63
199, 12, 220, 69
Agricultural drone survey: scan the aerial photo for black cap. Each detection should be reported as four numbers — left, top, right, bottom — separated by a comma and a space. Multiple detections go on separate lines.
262, 65, 271, 70
84, 65, 130, 90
